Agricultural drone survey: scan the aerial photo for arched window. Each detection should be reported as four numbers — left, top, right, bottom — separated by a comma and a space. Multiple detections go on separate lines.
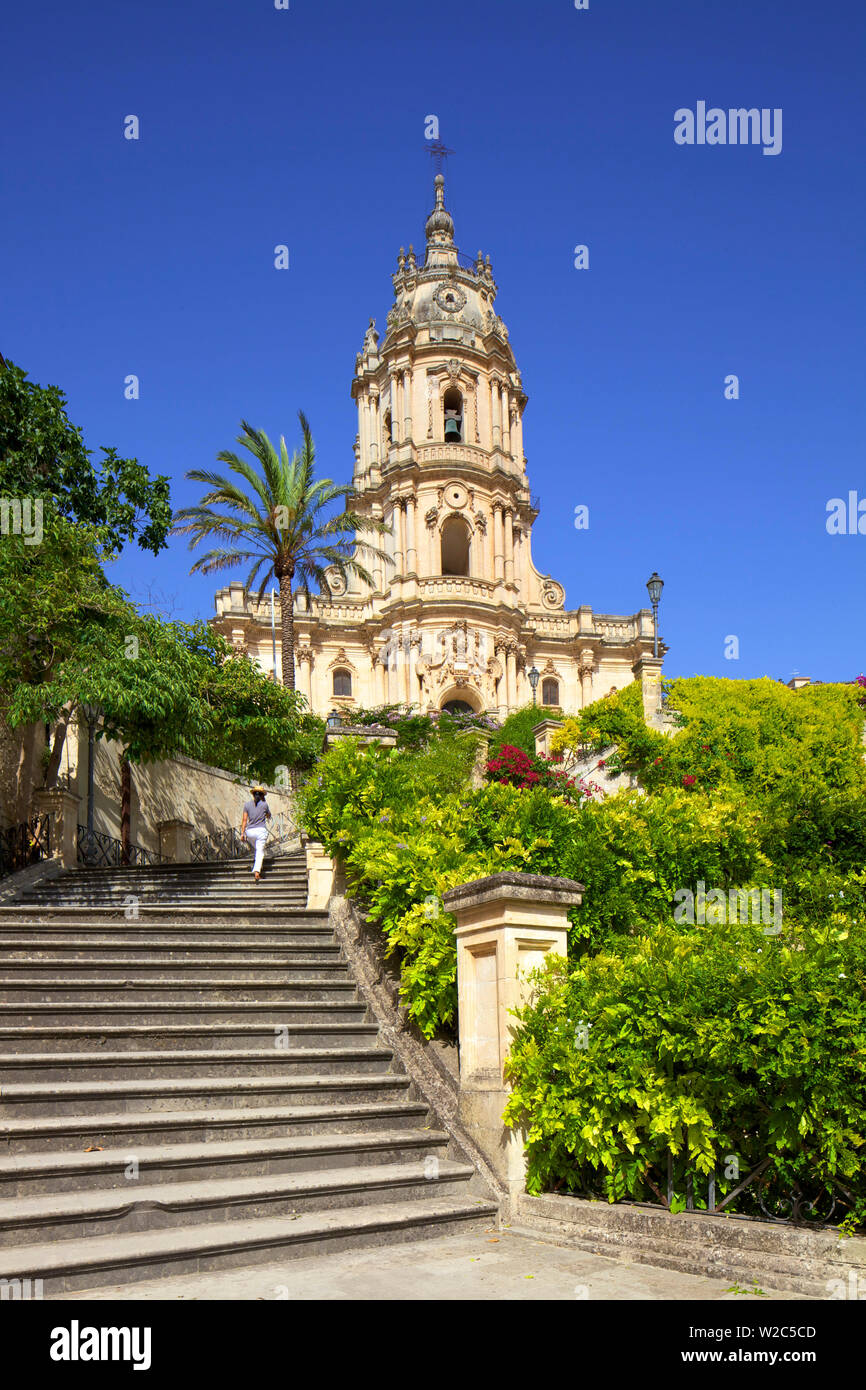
542, 678, 560, 707
440, 515, 471, 576
333, 669, 352, 698
442, 386, 463, 443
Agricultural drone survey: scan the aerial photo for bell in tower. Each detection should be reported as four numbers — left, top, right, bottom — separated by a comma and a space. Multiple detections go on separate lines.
443, 386, 463, 442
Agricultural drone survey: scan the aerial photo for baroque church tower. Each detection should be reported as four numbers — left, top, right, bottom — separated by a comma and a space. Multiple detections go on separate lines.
213, 174, 661, 716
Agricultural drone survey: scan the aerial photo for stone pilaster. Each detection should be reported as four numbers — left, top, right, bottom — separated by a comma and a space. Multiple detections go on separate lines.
31, 788, 81, 870
443, 872, 584, 1200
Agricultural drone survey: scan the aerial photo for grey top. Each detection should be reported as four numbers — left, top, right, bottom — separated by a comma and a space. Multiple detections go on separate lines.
243, 798, 270, 829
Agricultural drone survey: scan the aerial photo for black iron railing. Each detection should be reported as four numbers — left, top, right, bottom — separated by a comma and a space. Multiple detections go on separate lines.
569, 1144, 856, 1230
191, 815, 297, 863
0, 815, 52, 879
77, 825, 168, 868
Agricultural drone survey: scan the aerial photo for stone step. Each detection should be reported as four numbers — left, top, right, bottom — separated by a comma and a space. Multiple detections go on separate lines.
0, 1099, 432, 1155
0, 909, 317, 926
0, 944, 343, 962
0, 979, 348, 1002
0, 1073, 414, 1118
0, 1193, 498, 1292
17, 895, 311, 906
0, 1047, 395, 1082
0, 917, 331, 934
0, 957, 350, 975
0, 1162, 476, 1246
0, 998, 359, 1024
0, 1128, 452, 1197
0, 1022, 375, 1051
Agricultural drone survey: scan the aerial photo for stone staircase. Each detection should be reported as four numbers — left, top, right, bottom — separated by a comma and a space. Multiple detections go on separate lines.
0, 850, 497, 1293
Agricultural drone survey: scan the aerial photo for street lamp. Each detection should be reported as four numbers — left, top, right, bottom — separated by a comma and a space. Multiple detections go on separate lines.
80, 702, 102, 860
528, 665, 540, 706
646, 573, 664, 659
326, 708, 342, 730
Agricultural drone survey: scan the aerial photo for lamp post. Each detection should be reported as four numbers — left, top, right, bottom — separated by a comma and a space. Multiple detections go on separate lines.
80, 702, 102, 861
646, 573, 664, 659
528, 665, 540, 706
326, 708, 342, 731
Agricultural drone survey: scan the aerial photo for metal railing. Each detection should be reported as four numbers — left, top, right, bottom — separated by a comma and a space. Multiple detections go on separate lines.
191, 814, 298, 864
570, 1144, 856, 1230
77, 825, 168, 868
0, 815, 52, 879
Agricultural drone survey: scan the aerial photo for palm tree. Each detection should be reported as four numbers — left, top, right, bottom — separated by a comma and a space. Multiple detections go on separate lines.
172, 413, 390, 689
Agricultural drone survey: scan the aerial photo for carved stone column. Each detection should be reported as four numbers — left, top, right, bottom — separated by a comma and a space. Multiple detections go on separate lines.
578, 648, 595, 709
503, 507, 514, 586
392, 499, 404, 575
295, 645, 314, 705
402, 369, 412, 440
501, 384, 511, 455
369, 389, 379, 465
424, 506, 439, 576
389, 373, 400, 445
490, 378, 501, 449
493, 503, 505, 584
505, 644, 517, 710
405, 493, 417, 574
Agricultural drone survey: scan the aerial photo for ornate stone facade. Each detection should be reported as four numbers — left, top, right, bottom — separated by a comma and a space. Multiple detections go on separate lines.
213, 175, 661, 717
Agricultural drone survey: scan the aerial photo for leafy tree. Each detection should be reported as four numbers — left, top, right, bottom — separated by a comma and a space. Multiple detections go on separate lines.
172, 413, 390, 689
1, 512, 322, 847
0, 358, 171, 555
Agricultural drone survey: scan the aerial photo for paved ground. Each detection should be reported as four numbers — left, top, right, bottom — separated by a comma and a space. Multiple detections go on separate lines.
53, 1227, 810, 1301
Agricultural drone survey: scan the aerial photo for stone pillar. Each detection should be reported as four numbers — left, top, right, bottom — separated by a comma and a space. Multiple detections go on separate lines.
503, 507, 514, 585
157, 818, 195, 863
31, 788, 81, 871
633, 655, 665, 728
306, 843, 335, 911
405, 494, 417, 574
402, 627, 413, 707
402, 369, 412, 440
501, 385, 511, 456
389, 374, 400, 445
493, 504, 505, 583
428, 512, 439, 575
491, 379, 501, 449
358, 394, 369, 469
443, 872, 584, 1201
533, 719, 562, 760
505, 646, 517, 709
393, 500, 404, 574
369, 392, 379, 465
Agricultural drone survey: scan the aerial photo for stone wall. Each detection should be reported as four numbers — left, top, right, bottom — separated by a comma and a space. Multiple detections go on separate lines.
85, 737, 297, 853
1, 714, 296, 852
0, 720, 47, 829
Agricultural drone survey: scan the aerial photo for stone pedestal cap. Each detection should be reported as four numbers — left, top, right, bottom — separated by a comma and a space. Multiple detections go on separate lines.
443, 871, 584, 913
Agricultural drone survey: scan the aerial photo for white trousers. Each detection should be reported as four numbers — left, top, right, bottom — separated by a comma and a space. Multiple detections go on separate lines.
245, 826, 268, 874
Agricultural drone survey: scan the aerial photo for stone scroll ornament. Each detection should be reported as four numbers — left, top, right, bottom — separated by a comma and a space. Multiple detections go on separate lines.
541, 580, 565, 610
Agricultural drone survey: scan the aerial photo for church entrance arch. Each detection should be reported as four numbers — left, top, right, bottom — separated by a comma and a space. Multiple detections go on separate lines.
439, 686, 483, 714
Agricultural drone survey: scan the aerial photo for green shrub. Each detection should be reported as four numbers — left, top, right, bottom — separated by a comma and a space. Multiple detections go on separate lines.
504, 918, 866, 1220
490, 703, 566, 759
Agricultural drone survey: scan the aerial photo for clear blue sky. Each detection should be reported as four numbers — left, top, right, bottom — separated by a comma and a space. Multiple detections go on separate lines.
3, 0, 864, 682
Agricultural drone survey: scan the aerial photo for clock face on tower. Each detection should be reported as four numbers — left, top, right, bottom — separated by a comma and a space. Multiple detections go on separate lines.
434, 283, 466, 314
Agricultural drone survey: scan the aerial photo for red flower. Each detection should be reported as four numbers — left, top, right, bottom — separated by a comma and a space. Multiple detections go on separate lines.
682, 774, 696, 787
653, 757, 663, 766
597, 759, 606, 769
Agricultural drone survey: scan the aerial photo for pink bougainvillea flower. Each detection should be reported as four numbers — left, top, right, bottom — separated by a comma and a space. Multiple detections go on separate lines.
682, 774, 696, 787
